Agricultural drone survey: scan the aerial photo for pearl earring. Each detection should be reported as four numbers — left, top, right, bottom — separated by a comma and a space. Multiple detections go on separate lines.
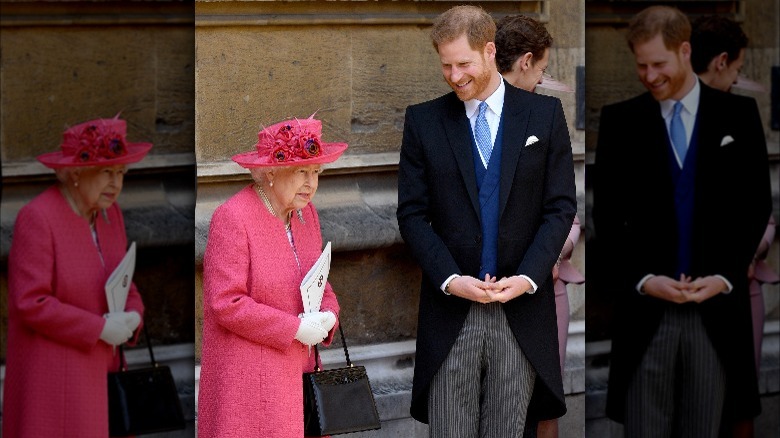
74, 181, 79, 187
269, 181, 274, 187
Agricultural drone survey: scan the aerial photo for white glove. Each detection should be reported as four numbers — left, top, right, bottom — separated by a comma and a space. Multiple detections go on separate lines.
315, 311, 337, 332
99, 315, 133, 346
119, 311, 141, 332
294, 313, 327, 347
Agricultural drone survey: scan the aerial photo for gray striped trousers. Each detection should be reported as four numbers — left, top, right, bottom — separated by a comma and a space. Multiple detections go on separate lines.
428, 301, 536, 438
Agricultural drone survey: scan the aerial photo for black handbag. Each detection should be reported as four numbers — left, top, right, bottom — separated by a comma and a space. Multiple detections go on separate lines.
303, 322, 381, 436
107, 324, 186, 436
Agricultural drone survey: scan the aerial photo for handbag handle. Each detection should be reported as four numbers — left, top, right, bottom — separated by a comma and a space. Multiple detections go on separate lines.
313, 320, 351, 372
117, 322, 158, 372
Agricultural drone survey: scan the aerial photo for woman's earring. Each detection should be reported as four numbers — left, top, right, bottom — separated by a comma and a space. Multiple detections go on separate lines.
269, 180, 274, 187
74, 181, 79, 187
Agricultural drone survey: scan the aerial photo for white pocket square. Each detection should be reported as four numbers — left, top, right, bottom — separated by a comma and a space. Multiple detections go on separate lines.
720, 135, 735, 146
525, 135, 539, 147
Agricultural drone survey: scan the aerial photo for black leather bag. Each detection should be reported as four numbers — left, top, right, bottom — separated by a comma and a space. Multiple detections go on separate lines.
303, 322, 381, 436
107, 325, 186, 436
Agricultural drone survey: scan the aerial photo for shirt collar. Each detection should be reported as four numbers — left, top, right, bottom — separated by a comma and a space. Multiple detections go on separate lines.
660, 78, 700, 119
465, 73, 505, 119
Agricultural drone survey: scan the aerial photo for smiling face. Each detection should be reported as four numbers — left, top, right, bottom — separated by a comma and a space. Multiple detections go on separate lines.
267, 164, 322, 216
438, 34, 499, 102
633, 34, 695, 101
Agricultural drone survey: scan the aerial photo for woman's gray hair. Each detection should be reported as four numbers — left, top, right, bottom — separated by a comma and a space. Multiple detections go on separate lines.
53, 166, 89, 184
249, 167, 277, 186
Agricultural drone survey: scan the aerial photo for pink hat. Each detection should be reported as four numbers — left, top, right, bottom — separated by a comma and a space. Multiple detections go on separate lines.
232, 115, 348, 168
37, 115, 152, 168
536, 75, 574, 93
732, 74, 767, 93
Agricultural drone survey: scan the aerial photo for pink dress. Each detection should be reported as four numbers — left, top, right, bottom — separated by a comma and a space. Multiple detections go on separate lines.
554, 215, 584, 373
3, 186, 144, 438
198, 185, 340, 438
749, 215, 778, 372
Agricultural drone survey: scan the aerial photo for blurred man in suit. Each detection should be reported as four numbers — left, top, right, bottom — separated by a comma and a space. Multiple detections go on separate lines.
397, 5, 576, 437
594, 6, 771, 436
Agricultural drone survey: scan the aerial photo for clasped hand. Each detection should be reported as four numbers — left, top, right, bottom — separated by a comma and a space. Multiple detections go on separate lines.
641, 274, 728, 304
448, 275, 532, 304
294, 311, 336, 347
99, 311, 141, 347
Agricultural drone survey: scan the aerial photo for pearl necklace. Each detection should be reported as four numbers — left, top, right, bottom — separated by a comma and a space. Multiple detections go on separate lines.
60, 185, 97, 227
254, 184, 291, 231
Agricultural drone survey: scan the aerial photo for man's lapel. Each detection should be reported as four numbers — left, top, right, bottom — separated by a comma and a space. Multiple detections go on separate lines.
498, 84, 531, 217
693, 82, 721, 165
442, 93, 481, 216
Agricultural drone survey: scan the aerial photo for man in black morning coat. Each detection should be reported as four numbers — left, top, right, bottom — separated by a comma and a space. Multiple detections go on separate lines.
397, 5, 576, 436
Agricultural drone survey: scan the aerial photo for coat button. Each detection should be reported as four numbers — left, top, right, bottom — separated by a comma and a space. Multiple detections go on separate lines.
475, 235, 482, 244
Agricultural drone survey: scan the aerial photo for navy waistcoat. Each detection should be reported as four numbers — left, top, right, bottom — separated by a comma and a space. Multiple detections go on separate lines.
666, 120, 699, 277
470, 112, 505, 279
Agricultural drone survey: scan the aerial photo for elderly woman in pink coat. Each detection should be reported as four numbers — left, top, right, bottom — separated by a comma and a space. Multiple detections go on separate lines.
3, 116, 149, 438
198, 115, 346, 437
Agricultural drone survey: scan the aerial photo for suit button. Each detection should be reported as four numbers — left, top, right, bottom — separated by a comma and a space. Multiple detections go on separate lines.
475, 235, 482, 244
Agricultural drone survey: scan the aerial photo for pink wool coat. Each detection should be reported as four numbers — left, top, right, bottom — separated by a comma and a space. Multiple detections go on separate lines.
3, 186, 144, 438
198, 185, 340, 438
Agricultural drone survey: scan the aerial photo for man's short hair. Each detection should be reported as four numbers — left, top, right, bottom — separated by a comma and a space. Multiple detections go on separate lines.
690, 15, 748, 74
495, 15, 553, 74
626, 5, 691, 52
430, 5, 496, 53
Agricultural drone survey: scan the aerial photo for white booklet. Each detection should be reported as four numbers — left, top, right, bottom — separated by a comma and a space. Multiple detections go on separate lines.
105, 241, 136, 313
300, 241, 331, 314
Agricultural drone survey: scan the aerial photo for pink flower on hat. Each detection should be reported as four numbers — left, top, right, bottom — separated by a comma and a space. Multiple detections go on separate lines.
63, 119, 129, 163
265, 120, 324, 163
232, 114, 347, 168
299, 133, 321, 157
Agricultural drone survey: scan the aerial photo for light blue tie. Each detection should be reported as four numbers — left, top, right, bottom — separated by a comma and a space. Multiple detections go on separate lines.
475, 101, 492, 166
670, 101, 687, 166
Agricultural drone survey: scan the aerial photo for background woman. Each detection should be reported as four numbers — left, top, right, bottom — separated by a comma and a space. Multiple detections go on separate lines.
198, 115, 347, 437
3, 116, 150, 437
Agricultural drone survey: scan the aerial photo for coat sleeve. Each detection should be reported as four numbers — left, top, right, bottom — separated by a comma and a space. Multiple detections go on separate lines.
718, 97, 773, 284
397, 105, 463, 289
204, 204, 301, 351
593, 103, 636, 291
8, 205, 105, 352
514, 99, 577, 284
112, 205, 145, 345
567, 215, 582, 255
307, 204, 340, 346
